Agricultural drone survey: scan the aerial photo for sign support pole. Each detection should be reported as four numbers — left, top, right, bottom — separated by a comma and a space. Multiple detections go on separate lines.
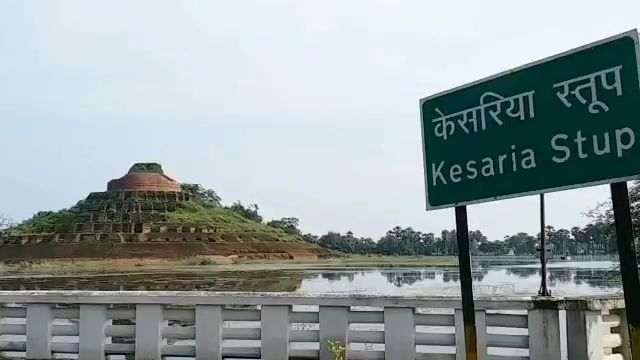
539, 193, 551, 296
611, 181, 640, 359
455, 205, 478, 360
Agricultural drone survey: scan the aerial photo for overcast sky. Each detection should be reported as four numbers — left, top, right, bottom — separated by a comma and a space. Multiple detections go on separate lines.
0, 1, 638, 240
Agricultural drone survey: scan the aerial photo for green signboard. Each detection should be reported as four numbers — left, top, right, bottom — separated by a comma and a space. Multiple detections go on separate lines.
420, 30, 640, 210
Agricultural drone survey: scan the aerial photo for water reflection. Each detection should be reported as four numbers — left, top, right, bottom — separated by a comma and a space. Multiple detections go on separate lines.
0, 270, 304, 292
0, 261, 621, 296
300, 261, 620, 296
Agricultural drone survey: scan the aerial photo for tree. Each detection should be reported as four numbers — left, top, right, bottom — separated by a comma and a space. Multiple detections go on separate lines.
545, 226, 572, 255
181, 183, 222, 208
438, 229, 458, 255
227, 201, 263, 223
469, 230, 488, 255
266, 217, 301, 235
0, 213, 13, 235
316, 231, 377, 254
377, 226, 427, 256
301, 233, 319, 244
478, 240, 508, 255
504, 232, 537, 255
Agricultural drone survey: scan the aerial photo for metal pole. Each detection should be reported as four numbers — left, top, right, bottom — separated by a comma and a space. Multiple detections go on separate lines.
611, 181, 640, 359
455, 205, 478, 360
539, 193, 551, 296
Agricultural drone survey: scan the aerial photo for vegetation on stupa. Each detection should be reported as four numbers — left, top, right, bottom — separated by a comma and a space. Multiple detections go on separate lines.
6, 183, 303, 242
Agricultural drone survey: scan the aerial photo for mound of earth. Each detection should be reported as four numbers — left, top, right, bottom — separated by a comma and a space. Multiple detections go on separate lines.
0, 163, 328, 261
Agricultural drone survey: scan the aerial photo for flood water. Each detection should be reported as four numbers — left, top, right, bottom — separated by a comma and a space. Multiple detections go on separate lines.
0, 260, 620, 296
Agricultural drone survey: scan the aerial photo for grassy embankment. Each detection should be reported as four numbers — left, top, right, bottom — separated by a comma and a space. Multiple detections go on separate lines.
0, 255, 457, 275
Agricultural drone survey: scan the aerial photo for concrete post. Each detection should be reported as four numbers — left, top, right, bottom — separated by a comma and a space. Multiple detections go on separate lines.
26, 304, 52, 359
567, 309, 604, 360
528, 309, 561, 360
384, 307, 415, 359
260, 305, 290, 360
320, 306, 349, 360
135, 304, 166, 360
79, 304, 110, 360
195, 305, 223, 360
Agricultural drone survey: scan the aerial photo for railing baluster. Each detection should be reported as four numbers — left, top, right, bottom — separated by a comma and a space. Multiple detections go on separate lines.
79, 304, 109, 360
455, 309, 488, 360
384, 307, 415, 359
455, 309, 466, 360
26, 303, 52, 359
135, 304, 166, 360
567, 309, 605, 360
528, 308, 561, 360
320, 306, 349, 360
195, 305, 223, 360
475, 310, 487, 360
261, 305, 290, 360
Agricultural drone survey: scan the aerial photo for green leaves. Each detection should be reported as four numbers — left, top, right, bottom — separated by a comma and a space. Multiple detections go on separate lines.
327, 340, 346, 360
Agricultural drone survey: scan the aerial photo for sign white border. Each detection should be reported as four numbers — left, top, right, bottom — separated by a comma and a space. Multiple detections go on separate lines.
420, 29, 640, 211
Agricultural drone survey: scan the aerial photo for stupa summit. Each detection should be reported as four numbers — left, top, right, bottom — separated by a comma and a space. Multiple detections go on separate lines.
0, 163, 327, 261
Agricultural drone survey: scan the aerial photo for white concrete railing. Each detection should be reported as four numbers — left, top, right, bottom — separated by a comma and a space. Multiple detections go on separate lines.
0, 291, 629, 360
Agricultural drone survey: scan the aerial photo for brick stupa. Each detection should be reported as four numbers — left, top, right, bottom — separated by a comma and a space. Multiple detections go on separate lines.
0, 163, 327, 261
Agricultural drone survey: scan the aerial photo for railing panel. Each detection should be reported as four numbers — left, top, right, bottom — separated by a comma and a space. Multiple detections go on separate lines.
224, 308, 261, 321
0, 306, 26, 318
52, 324, 79, 336
50, 341, 79, 353
163, 344, 195, 356
415, 313, 455, 326
415, 353, 456, 360
290, 329, 319, 342
162, 325, 195, 339
106, 308, 135, 320
349, 330, 384, 343
0, 323, 26, 335
164, 308, 195, 321
349, 350, 385, 360
486, 313, 528, 328
104, 342, 134, 354
487, 334, 529, 348
52, 307, 79, 319
415, 332, 456, 346
106, 324, 135, 337
349, 311, 384, 324
224, 327, 261, 340
291, 311, 319, 323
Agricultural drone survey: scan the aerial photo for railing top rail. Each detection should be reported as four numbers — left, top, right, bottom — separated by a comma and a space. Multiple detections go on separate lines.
0, 291, 624, 310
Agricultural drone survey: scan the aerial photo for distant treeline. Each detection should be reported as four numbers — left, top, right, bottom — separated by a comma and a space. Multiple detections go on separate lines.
227, 182, 640, 257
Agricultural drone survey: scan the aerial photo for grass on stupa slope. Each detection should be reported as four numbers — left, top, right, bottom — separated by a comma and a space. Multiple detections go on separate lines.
7, 200, 300, 243
165, 201, 301, 241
